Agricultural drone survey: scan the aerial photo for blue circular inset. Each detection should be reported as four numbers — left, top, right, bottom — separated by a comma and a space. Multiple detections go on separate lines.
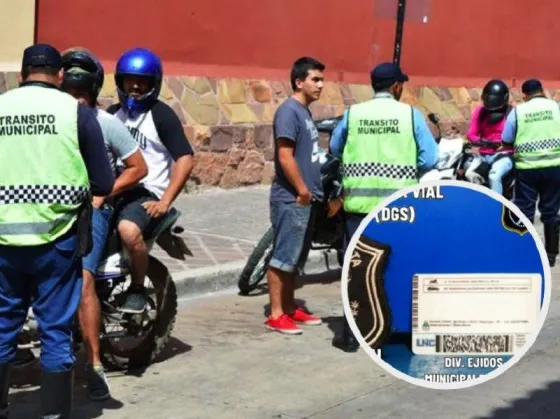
342, 181, 550, 389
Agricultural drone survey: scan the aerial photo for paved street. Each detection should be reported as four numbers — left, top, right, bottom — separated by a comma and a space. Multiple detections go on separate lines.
5, 186, 560, 418
7, 257, 560, 419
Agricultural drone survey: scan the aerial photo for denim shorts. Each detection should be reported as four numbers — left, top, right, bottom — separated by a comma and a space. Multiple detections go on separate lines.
269, 200, 314, 273
82, 205, 114, 275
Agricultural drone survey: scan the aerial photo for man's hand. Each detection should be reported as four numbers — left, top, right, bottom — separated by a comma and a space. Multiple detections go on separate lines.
92, 196, 105, 209
296, 188, 312, 206
277, 138, 312, 207
327, 197, 343, 218
142, 200, 169, 218
497, 142, 513, 153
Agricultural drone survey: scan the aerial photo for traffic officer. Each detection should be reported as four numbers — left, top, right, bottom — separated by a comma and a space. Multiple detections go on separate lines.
328, 62, 438, 352
502, 79, 560, 267
0, 44, 114, 418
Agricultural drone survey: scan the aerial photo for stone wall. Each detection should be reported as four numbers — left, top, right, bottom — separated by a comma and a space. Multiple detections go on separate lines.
2, 72, 557, 189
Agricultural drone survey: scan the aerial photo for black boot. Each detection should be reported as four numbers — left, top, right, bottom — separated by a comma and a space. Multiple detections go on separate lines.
544, 222, 560, 267
0, 364, 11, 419
40, 369, 74, 419
332, 316, 360, 353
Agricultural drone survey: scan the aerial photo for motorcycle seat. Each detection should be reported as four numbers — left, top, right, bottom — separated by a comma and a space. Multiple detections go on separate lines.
314, 115, 343, 134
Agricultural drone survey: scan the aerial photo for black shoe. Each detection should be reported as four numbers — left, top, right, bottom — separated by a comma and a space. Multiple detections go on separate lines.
40, 369, 74, 418
120, 288, 148, 314
332, 318, 360, 353
0, 364, 11, 419
85, 363, 111, 401
544, 222, 560, 267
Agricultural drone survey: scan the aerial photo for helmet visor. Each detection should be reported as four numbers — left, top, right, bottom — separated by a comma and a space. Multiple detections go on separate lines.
482, 93, 506, 111
61, 69, 97, 94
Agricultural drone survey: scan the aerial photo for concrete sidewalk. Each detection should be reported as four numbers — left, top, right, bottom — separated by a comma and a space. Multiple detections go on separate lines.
151, 185, 340, 297
152, 184, 550, 297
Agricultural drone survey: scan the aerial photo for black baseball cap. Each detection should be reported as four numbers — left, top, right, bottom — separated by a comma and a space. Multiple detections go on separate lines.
370, 62, 409, 88
21, 43, 62, 69
521, 79, 543, 95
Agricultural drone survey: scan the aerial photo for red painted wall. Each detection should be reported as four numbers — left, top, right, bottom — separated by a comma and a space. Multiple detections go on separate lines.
36, 0, 560, 85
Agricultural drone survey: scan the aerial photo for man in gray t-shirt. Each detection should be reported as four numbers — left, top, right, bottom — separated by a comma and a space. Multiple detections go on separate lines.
94, 107, 141, 176
270, 96, 324, 203
58, 48, 148, 401
264, 56, 327, 336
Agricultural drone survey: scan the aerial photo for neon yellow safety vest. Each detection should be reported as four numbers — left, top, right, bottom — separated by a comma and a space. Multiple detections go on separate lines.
514, 97, 560, 170
341, 98, 418, 214
0, 85, 90, 246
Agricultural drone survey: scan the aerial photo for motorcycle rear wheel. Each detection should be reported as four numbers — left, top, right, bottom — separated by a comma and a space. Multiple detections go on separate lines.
100, 255, 178, 371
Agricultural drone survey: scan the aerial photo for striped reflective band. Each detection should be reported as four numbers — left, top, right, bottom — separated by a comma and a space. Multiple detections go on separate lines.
515, 138, 560, 154
519, 154, 560, 162
0, 185, 89, 205
0, 214, 75, 235
342, 162, 417, 179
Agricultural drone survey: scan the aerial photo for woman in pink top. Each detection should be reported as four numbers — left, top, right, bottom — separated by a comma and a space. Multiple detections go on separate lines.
464, 79, 514, 195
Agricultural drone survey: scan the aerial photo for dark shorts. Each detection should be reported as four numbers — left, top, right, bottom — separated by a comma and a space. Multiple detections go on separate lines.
82, 205, 114, 275
114, 187, 167, 238
269, 200, 315, 273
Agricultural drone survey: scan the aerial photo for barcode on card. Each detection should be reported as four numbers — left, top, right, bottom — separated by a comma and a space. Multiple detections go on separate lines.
412, 275, 419, 330
435, 334, 514, 353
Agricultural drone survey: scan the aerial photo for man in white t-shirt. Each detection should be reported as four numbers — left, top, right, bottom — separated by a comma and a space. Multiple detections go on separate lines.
107, 47, 194, 314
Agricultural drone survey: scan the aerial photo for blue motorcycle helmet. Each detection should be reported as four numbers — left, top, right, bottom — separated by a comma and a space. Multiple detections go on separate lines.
115, 47, 163, 118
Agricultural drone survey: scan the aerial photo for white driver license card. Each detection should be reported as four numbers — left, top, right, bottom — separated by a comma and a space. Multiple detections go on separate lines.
411, 273, 542, 356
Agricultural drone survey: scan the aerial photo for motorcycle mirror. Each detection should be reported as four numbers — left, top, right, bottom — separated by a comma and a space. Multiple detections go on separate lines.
428, 113, 439, 125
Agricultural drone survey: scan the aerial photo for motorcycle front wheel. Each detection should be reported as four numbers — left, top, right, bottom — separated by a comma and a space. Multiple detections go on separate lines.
237, 226, 274, 295
100, 255, 178, 371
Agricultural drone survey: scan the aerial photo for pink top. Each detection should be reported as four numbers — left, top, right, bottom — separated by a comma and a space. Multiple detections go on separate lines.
466, 104, 511, 155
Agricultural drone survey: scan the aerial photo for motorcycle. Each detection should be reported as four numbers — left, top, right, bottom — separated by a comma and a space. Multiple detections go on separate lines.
18, 207, 189, 371
420, 113, 515, 200
237, 116, 346, 295
418, 113, 465, 181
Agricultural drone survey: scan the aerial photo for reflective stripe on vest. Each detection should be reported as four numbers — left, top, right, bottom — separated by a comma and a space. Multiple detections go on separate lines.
341, 98, 418, 214
514, 97, 560, 170
0, 85, 90, 246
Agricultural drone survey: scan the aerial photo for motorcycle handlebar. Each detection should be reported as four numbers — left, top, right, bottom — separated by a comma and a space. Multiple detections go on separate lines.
465, 140, 509, 149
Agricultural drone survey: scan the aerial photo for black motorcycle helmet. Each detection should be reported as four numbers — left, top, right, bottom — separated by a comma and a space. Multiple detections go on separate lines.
61, 48, 104, 103
481, 79, 510, 111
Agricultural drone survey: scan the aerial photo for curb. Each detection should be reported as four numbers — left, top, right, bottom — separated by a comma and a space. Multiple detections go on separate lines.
172, 248, 342, 298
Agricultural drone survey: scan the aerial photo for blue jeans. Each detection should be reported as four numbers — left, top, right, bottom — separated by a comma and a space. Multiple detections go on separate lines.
0, 232, 82, 371
82, 206, 114, 275
269, 201, 314, 273
466, 153, 513, 195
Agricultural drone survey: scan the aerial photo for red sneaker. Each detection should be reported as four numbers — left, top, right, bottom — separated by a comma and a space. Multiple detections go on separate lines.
265, 314, 303, 334
289, 307, 323, 325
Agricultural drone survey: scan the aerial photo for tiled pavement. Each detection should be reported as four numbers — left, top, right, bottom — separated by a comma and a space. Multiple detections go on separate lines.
149, 185, 271, 274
